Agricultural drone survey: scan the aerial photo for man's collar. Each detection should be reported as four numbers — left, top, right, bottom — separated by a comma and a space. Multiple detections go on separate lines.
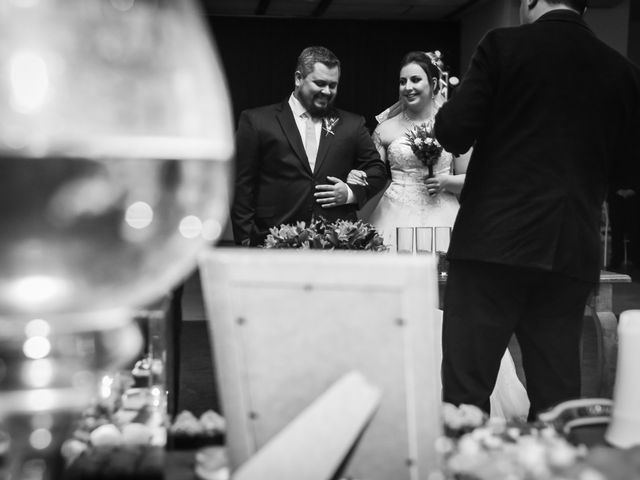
534, 8, 592, 33
536, 8, 584, 24
288, 93, 308, 118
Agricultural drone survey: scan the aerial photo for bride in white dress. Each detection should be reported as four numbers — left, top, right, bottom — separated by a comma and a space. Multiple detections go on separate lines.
350, 51, 529, 421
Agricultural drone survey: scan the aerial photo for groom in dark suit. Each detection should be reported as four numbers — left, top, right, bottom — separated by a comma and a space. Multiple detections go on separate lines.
231, 46, 387, 246
435, 0, 640, 419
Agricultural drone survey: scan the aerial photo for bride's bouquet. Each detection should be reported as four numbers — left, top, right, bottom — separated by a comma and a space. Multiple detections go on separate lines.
404, 121, 443, 178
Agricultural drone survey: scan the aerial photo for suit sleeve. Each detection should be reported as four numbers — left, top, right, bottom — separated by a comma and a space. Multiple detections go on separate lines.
611, 65, 640, 194
350, 116, 388, 209
230, 110, 260, 245
614, 116, 640, 193
435, 30, 499, 155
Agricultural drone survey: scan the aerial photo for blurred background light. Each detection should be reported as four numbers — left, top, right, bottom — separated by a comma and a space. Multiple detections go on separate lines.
23, 336, 51, 359
178, 215, 203, 239
9, 51, 49, 114
125, 201, 154, 229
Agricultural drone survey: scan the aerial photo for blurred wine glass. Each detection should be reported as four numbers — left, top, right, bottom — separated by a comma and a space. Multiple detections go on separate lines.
0, 0, 234, 477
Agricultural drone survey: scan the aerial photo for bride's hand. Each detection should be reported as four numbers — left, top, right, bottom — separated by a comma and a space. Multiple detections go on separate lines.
425, 175, 449, 196
346, 169, 368, 186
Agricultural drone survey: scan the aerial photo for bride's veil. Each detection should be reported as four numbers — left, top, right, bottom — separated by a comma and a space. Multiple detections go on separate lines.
375, 51, 456, 124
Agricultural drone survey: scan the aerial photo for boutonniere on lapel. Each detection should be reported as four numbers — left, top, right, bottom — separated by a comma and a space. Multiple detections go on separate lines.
322, 116, 340, 137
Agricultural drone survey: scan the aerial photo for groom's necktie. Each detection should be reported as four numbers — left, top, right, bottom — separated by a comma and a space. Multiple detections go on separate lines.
303, 113, 318, 172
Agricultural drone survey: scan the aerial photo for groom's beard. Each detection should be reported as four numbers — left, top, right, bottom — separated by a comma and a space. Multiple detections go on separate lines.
308, 94, 336, 117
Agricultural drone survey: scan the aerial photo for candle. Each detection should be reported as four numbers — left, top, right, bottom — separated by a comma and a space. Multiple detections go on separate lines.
605, 310, 640, 448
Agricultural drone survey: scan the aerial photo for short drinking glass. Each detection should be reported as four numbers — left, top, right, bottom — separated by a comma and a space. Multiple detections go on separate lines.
415, 227, 434, 255
396, 227, 414, 254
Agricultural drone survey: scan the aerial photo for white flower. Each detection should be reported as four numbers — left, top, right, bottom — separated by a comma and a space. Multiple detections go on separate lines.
458, 435, 482, 456
546, 440, 578, 468
579, 467, 607, 480
515, 436, 548, 475
458, 404, 485, 427
434, 436, 455, 455
506, 427, 521, 440
486, 416, 507, 434
482, 434, 503, 450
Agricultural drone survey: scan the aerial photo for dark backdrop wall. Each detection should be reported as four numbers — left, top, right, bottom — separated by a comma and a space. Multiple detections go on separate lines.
206, 16, 461, 131
628, 0, 640, 64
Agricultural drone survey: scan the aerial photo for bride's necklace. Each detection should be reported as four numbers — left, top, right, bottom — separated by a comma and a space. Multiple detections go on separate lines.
401, 110, 431, 128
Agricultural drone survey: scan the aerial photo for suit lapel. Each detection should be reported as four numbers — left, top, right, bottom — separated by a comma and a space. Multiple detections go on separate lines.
276, 102, 312, 175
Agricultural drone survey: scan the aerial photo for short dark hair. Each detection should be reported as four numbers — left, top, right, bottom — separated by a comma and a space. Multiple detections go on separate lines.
400, 51, 441, 93
546, 0, 587, 15
296, 46, 341, 78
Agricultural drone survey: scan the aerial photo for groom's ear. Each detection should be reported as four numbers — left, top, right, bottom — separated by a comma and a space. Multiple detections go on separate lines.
294, 71, 303, 87
527, 0, 538, 10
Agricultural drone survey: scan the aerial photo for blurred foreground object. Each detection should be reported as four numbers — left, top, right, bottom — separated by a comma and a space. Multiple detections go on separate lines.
0, 0, 233, 319
199, 249, 442, 479
0, 0, 233, 478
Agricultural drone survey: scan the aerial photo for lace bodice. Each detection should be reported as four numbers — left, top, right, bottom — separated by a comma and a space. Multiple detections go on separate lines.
387, 136, 453, 183
383, 137, 454, 207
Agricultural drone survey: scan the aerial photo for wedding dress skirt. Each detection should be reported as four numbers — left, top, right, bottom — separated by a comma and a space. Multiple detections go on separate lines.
490, 349, 530, 420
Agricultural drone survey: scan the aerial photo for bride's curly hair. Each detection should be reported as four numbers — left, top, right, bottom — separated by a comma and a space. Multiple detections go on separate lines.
400, 51, 442, 94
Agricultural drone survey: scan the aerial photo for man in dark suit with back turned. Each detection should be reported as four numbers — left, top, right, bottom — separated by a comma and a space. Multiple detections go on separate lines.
231, 46, 387, 246
435, 0, 640, 419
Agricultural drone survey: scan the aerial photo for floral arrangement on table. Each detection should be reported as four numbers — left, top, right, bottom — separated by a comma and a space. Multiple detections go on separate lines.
404, 120, 443, 178
263, 217, 388, 252
440, 403, 640, 480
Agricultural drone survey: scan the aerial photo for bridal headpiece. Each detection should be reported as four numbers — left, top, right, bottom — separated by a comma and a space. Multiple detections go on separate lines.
375, 50, 460, 124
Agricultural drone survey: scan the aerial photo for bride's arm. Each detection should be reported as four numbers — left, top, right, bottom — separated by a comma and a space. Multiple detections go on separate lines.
443, 149, 470, 195
427, 149, 470, 196
347, 127, 389, 186
372, 129, 387, 165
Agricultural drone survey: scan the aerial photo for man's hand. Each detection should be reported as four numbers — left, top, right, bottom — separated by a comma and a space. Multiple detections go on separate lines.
314, 176, 349, 208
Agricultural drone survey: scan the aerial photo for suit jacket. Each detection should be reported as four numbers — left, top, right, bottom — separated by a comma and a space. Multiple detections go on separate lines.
231, 101, 387, 245
435, 10, 640, 282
